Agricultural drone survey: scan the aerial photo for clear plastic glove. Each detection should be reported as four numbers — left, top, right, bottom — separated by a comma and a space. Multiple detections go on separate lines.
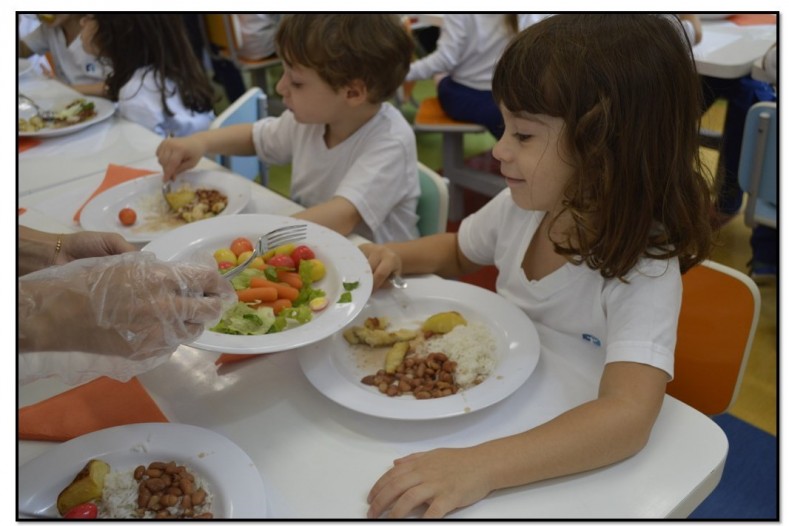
18, 251, 236, 385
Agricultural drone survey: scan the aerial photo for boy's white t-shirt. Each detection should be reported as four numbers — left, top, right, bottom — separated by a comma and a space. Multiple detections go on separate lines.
251, 103, 420, 243
458, 189, 681, 379
22, 24, 108, 85
117, 68, 214, 137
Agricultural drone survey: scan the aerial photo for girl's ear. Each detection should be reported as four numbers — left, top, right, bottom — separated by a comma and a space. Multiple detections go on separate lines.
344, 79, 368, 106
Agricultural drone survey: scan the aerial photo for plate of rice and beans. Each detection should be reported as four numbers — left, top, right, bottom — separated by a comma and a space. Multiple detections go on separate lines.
298, 278, 540, 420
18, 423, 267, 519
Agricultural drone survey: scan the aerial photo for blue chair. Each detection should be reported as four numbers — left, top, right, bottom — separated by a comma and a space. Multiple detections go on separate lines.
210, 87, 268, 185
416, 162, 449, 236
738, 101, 777, 228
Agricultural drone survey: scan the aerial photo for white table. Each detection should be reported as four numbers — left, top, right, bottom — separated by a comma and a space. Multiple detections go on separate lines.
17, 109, 729, 519
18, 76, 164, 196
695, 18, 777, 79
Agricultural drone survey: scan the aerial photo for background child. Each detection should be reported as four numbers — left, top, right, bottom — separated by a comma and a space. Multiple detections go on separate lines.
405, 14, 520, 139
361, 14, 713, 518
157, 14, 420, 243
19, 14, 108, 96
80, 14, 216, 137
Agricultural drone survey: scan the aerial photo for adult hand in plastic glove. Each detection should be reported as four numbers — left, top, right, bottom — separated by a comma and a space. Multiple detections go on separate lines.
18, 226, 136, 276
18, 251, 236, 384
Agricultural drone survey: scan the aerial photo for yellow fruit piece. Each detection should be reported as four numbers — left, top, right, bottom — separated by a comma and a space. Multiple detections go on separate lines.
421, 311, 467, 334
307, 258, 326, 282
249, 256, 267, 270
56, 459, 110, 516
213, 248, 237, 265
274, 243, 296, 256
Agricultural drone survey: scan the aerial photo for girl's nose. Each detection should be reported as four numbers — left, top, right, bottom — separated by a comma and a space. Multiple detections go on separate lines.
491, 137, 507, 163
275, 75, 287, 97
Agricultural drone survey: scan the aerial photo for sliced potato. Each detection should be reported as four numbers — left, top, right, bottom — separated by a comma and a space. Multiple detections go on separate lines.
384, 341, 410, 373
56, 459, 110, 516
421, 311, 467, 334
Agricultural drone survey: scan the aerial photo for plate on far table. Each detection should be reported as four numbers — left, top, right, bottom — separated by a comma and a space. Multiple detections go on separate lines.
298, 279, 540, 420
18, 423, 267, 519
18, 96, 116, 138
80, 170, 251, 243
18, 58, 34, 76
142, 214, 373, 354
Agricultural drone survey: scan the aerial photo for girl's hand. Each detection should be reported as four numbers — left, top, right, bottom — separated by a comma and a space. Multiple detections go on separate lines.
359, 243, 402, 291
156, 135, 205, 182
367, 447, 493, 518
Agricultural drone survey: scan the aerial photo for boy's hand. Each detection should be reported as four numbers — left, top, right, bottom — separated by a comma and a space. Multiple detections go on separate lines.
156, 136, 206, 182
359, 243, 402, 291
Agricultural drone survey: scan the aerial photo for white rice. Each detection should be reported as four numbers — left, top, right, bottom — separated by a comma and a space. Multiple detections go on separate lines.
420, 323, 497, 387
98, 467, 213, 519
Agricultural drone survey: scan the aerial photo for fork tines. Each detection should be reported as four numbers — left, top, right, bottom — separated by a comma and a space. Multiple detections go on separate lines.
263, 224, 307, 251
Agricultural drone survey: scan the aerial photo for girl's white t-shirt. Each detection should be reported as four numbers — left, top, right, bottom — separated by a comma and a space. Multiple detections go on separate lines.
117, 68, 214, 137
458, 189, 681, 378
251, 103, 420, 243
22, 24, 108, 85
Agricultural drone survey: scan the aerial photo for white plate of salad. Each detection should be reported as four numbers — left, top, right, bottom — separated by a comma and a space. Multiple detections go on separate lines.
18, 96, 115, 138
143, 214, 373, 354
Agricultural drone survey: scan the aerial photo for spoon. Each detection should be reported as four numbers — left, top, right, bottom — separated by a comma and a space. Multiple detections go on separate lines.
19, 94, 55, 121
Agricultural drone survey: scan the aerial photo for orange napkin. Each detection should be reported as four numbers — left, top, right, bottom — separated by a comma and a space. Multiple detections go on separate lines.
73, 164, 157, 223
728, 14, 776, 26
19, 377, 168, 442
19, 137, 42, 153
215, 353, 267, 367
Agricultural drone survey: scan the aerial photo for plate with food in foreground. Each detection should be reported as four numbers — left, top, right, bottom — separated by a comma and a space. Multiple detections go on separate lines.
18, 96, 115, 138
18, 423, 267, 519
80, 169, 251, 243
143, 214, 373, 354
298, 278, 540, 420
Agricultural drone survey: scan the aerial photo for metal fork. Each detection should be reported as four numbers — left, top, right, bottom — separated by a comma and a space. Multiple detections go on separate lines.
19, 94, 55, 121
222, 224, 308, 280
161, 132, 175, 207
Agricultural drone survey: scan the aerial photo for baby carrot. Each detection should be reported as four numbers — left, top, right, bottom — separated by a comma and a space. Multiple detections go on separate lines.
236, 287, 277, 303
276, 271, 303, 290
249, 277, 299, 301
256, 298, 293, 314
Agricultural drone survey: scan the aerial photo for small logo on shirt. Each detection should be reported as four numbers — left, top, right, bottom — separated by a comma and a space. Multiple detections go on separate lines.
582, 333, 601, 347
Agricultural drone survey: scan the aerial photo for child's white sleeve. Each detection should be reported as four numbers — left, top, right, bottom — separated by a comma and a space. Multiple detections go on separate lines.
20, 25, 47, 54
251, 114, 296, 165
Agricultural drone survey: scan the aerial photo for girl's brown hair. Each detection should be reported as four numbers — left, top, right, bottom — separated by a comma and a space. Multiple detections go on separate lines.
493, 14, 713, 277
90, 14, 215, 115
275, 14, 414, 104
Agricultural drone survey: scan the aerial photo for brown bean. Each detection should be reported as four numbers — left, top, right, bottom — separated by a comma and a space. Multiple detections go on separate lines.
361, 375, 376, 385
155, 510, 171, 519
191, 488, 207, 505
181, 494, 193, 510
160, 494, 179, 507
148, 494, 161, 511
148, 461, 167, 470
386, 385, 399, 397
146, 468, 163, 478
377, 382, 389, 393
165, 461, 178, 474
134, 465, 146, 480
166, 486, 183, 497
138, 485, 152, 508
146, 477, 168, 492
415, 390, 432, 399
442, 361, 455, 372
180, 478, 194, 495
194, 513, 214, 519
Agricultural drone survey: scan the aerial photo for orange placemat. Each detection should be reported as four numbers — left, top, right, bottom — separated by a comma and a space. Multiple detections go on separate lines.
19, 377, 168, 442
73, 164, 157, 223
728, 14, 776, 26
19, 138, 41, 153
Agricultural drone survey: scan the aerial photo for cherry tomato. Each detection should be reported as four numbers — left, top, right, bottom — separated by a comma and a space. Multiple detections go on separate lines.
230, 237, 254, 257
267, 254, 296, 269
118, 207, 137, 226
63, 502, 98, 519
290, 245, 315, 268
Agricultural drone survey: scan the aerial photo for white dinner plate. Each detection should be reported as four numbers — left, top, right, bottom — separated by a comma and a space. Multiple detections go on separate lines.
18, 95, 116, 138
143, 214, 373, 354
80, 170, 251, 243
18, 423, 267, 519
18, 58, 34, 76
298, 279, 540, 420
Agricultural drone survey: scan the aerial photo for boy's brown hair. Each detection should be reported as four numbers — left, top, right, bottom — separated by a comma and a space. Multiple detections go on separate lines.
493, 14, 713, 278
275, 14, 414, 104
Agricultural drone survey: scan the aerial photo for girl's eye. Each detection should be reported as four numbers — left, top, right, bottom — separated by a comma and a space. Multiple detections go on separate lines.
513, 132, 532, 142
